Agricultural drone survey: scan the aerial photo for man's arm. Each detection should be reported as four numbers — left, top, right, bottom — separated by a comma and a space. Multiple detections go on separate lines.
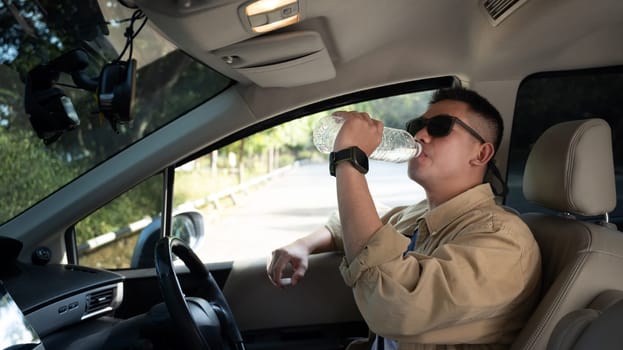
335, 163, 383, 262
331, 111, 385, 263
268, 110, 384, 286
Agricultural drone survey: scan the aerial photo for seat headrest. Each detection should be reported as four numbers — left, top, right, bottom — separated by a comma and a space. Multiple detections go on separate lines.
523, 118, 616, 216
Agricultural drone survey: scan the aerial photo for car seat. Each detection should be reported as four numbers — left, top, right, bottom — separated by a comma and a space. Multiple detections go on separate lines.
510, 118, 623, 350
547, 289, 623, 349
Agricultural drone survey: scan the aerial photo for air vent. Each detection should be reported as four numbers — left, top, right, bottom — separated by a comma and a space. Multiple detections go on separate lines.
85, 287, 115, 315
481, 0, 530, 26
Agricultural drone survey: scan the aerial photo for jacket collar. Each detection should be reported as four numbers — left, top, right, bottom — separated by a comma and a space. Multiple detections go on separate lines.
421, 183, 495, 236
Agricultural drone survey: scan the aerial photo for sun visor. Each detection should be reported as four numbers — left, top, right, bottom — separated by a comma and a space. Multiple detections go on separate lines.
214, 31, 335, 88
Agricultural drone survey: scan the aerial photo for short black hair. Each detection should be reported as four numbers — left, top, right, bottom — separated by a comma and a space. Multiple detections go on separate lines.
430, 87, 504, 152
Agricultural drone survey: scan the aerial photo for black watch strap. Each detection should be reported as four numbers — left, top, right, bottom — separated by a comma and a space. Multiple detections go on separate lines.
329, 146, 369, 176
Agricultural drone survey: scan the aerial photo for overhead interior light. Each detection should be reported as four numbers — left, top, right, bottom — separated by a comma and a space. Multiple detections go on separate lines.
251, 15, 299, 33
243, 0, 300, 33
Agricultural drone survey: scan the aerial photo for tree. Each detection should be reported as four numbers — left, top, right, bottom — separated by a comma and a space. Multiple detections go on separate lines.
0, 1, 231, 228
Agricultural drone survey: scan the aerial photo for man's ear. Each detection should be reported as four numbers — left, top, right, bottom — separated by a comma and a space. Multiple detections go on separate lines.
470, 142, 495, 166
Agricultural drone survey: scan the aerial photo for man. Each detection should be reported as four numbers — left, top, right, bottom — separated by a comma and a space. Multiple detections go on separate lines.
267, 87, 541, 349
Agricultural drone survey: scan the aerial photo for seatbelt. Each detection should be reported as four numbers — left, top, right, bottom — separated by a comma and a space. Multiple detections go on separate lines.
377, 336, 385, 350
404, 228, 419, 254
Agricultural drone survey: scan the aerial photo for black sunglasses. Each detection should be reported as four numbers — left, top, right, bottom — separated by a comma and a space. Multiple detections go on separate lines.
405, 114, 486, 144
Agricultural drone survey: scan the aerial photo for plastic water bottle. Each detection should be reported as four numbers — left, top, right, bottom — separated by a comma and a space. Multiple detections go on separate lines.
313, 115, 422, 163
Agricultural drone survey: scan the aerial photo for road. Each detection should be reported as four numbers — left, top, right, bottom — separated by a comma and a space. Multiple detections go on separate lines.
195, 161, 426, 263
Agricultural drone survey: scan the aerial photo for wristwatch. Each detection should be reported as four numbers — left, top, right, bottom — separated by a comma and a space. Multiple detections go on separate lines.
329, 146, 369, 176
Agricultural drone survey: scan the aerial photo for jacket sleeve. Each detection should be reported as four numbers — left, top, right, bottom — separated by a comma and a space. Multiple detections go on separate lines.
324, 204, 403, 253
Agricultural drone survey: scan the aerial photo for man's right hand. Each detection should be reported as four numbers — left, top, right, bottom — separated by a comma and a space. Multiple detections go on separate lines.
267, 239, 311, 288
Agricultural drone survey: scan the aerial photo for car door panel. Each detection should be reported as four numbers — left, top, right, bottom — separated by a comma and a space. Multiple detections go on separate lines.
223, 252, 367, 349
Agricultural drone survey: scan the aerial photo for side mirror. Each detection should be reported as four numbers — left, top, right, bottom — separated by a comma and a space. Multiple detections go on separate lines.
170, 211, 205, 248
130, 211, 205, 269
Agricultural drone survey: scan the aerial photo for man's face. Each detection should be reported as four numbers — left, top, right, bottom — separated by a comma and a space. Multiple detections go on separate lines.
407, 100, 485, 189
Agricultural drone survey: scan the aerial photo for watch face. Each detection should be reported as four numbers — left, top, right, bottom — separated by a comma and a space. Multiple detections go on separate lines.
354, 148, 369, 171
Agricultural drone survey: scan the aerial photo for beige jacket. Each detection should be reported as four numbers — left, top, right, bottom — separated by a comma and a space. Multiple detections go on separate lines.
326, 184, 541, 350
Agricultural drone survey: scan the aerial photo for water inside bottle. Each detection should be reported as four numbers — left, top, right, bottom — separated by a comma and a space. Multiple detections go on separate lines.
370, 147, 420, 162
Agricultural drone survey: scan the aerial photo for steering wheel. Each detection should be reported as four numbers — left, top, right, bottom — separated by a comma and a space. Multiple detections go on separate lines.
155, 236, 245, 350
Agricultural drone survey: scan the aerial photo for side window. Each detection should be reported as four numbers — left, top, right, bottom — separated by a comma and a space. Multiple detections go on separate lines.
506, 68, 623, 228
76, 174, 163, 269
173, 90, 433, 263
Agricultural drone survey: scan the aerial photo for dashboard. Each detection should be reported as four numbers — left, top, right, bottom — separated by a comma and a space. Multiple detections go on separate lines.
1, 262, 124, 350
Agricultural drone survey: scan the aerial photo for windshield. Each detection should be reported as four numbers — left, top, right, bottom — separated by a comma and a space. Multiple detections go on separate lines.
0, 0, 231, 224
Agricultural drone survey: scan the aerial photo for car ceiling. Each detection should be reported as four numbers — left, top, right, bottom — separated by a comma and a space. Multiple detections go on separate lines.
135, 0, 623, 119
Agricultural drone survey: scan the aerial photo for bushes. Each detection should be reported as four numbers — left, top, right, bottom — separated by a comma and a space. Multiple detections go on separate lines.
0, 129, 81, 223
0, 128, 162, 245
75, 174, 163, 243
